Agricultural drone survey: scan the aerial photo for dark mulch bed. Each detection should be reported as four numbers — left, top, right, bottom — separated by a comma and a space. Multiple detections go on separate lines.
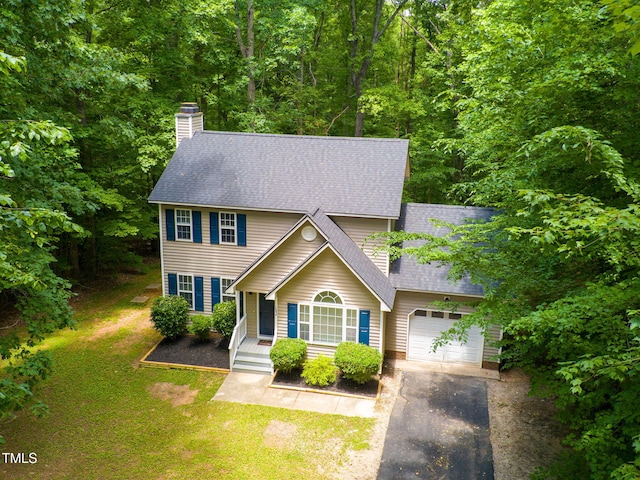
144, 335, 230, 370
272, 369, 379, 398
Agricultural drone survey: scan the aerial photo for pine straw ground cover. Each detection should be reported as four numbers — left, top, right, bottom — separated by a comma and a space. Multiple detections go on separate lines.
0, 262, 373, 480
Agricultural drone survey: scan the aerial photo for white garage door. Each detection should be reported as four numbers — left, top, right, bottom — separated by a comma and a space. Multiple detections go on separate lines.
407, 310, 484, 365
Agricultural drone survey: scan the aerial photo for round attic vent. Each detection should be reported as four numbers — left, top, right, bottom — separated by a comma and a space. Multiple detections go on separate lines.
301, 226, 317, 242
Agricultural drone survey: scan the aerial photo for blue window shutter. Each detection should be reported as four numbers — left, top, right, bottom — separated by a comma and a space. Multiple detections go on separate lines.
239, 291, 244, 317
166, 209, 175, 241
358, 310, 370, 345
211, 277, 221, 310
168, 273, 177, 295
287, 303, 298, 338
194, 277, 204, 311
192, 211, 202, 243
237, 214, 247, 247
210, 212, 219, 244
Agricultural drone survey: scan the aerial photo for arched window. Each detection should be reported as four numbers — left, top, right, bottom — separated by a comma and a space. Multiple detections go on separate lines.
314, 291, 342, 304
299, 290, 357, 345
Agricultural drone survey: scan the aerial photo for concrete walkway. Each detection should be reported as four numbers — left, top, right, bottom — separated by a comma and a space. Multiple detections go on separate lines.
212, 371, 377, 417
211, 361, 498, 418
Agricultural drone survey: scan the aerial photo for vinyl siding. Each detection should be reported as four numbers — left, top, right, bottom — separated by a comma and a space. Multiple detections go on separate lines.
234, 222, 326, 293
175, 114, 203, 147
276, 248, 381, 358
161, 205, 303, 312
331, 216, 389, 274
386, 290, 500, 364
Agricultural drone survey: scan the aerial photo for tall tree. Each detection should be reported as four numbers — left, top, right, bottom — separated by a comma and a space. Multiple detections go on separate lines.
347, 0, 408, 136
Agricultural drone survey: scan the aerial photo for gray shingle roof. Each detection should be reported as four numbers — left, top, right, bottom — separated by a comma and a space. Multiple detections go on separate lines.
389, 203, 494, 296
309, 210, 396, 310
148, 131, 409, 219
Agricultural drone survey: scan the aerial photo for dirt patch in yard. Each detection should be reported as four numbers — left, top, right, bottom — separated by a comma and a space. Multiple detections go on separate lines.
87, 310, 149, 342
488, 368, 566, 480
147, 382, 199, 407
263, 420, 298, 450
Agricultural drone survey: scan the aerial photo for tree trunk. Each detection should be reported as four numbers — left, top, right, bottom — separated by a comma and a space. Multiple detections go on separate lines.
348, 0, 408, 137
235, 0, 255, 106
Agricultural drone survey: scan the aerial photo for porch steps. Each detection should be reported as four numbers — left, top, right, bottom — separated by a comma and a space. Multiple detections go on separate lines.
232, 339, 273, 374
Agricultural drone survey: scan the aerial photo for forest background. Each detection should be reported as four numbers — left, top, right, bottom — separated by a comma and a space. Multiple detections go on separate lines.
1, 0, 640, 478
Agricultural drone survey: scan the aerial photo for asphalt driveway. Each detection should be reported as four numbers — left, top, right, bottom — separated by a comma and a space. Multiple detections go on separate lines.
378, 371, 494, 479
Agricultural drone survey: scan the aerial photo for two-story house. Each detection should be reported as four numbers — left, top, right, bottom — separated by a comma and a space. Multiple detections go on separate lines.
148, 103, 500, 373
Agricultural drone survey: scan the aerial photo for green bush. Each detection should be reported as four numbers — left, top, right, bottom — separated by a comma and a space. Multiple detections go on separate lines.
150, 296, 189, 339
270, 338, 307, 373
211, 301, 236, 339
187, 314, 213, 339
334, 342, 382, 384
301, 355, 337, 387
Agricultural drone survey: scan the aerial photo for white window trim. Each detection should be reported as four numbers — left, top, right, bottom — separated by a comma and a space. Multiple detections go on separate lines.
299, 290, 359, 346
177, 273, 194, 309
175, 208, 193, 242
219, 211, 237, 245
221, 277, 235, 303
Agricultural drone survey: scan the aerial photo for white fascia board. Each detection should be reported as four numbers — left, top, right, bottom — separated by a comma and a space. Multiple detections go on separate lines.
148, 202, 399, 220
148, 201, 307, 215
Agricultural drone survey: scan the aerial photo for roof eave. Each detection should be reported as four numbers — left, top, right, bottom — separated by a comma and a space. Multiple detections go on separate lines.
147, 200, 399, 219
392, 286, 485, 298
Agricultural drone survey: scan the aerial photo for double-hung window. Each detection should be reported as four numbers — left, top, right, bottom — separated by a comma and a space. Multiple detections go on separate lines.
298, 291, 358, 345
175, 209, 192, 240
178, 274, 194, 309
219, 212, 236, 244
221, 278, 235, 303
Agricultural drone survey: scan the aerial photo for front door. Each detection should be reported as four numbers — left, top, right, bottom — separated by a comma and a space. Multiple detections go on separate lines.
258, 293, 275, 337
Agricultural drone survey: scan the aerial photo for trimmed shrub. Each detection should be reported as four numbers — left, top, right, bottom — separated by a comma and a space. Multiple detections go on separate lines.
211, 301, 236, 339
150, 296, 189, 339
270, 338, 307, 373
187, 314, 214, 340
334, 342, 382, 384
301, 355, 337, 387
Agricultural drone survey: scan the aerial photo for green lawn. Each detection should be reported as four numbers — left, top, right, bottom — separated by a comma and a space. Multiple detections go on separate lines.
1, 262, 373, 479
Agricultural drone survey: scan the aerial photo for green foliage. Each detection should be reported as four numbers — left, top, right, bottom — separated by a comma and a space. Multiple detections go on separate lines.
187, 314, 214, 340
0, 54, 84, 441
150, 296, 189, 339
301, 355, 336, 387
334, 342, 381, 384
269, 338, 307, 373
375, 1, 640, 476
211, 301, 236, 339
602, 0, 640, 55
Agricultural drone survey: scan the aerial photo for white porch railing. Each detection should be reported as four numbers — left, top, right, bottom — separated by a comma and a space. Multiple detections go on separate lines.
228, 314, 247, 369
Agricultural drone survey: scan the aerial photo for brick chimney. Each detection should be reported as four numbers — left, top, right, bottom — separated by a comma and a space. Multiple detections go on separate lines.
175, 102, 204, 148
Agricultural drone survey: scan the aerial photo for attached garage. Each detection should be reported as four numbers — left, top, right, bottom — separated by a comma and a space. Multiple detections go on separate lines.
407, 309, 484, 365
